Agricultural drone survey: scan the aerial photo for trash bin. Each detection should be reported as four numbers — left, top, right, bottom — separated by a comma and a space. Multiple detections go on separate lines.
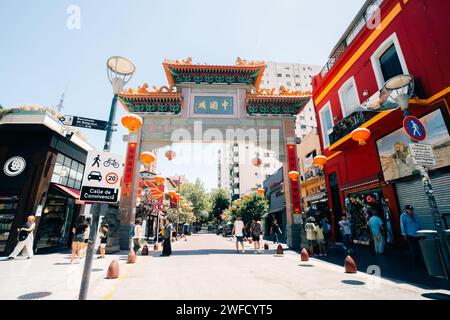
417, 230, 447, 278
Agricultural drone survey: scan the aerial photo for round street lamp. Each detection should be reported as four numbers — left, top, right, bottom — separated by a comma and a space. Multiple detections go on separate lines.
384, 74, 414, 111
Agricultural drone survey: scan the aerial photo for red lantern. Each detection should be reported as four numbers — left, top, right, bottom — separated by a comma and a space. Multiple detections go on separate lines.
313, 155, 328, 169
140, 151, 156, 166
121, 114, 143, 133
243, 194, 249, 200
288, 170, 299, 181
167, 190, 176, 198
165, 150, 176, 161
257, 188, 265, 196
351, 128, 371, 146
154, 175, 165, 184
251, 157, 262, 167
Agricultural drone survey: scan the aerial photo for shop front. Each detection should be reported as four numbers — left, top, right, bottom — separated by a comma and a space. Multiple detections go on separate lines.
263, 167, 287, 243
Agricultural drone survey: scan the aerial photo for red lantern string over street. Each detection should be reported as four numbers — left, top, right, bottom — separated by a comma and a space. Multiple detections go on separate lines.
165, 150, 176, 161
140, 151, 156, 166
251, 157, 262, 167
121, 114, 143, 133
288, 170, 299, 181
154, 175, 165, 184
313, 155, 328, 169
351, 128, 371, 146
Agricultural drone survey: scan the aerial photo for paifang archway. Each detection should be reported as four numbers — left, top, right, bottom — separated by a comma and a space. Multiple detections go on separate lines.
116, 57, 311, 250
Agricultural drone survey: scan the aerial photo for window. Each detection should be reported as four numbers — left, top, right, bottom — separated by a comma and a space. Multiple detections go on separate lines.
319, 102, 334, 148
50, 153, 85, 190
286, 74, 291, 78
286, 82, 292, 86
277, 74, 282, 78
371, 33, 409, 89
338, 77, 360, 117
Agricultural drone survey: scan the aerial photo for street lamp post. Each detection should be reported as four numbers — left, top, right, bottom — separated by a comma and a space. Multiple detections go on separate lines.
78, 56, 135, 300
383, 75, 450, 278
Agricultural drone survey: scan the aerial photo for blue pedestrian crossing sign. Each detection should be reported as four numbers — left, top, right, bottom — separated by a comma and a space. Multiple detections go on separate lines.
403, 115, 426, 141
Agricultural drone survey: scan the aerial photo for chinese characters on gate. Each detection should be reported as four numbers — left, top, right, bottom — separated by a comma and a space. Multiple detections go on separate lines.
193, 96, 234, 115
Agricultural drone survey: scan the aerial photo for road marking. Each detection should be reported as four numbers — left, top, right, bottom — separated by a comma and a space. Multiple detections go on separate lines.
102, 258, 141, 300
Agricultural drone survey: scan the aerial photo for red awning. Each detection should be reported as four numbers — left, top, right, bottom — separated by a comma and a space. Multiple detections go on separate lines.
53, 183, 80, 199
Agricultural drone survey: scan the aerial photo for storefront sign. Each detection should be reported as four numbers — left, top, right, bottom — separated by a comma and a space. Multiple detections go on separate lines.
59, 115, 109, 131
3, 156, 26, 177
286, 144, 302, 215
408, 143, 436, 166
80, 150, 123, 203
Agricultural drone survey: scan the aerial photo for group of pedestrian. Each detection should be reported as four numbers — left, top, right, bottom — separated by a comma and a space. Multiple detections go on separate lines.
231, 216, 264, 254
304, 217, 328, 256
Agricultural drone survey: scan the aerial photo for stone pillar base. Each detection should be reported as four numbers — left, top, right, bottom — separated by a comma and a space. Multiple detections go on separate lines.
286, 223, 302, 250
106, 236, 120, 254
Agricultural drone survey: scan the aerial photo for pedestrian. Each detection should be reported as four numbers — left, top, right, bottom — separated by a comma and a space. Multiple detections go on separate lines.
71, 215, 87, 263
6, 215, 36, 260
232, 216, 245, 254
131, 218, 143, 254
321, 217, 331, 249
305, 217, 317, 256
257, 220, 265, 252
400, 205, 423, 266
182, 222, 189, 241
161, 218, 173, 257
80, 217, 91, 258
250, 218, 262, 253
339, 215, 353, 254
271, 219, 281, 244
368, 211, 385, 255
315, 220, 326, 256
97, 224, 109, 259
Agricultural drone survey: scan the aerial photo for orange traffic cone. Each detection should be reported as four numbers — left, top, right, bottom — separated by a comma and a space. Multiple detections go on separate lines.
106, 260, 119, 279
141, 245, 149, 256
344, 255, 357, 273
300, 248, 309, 262
127, 250, 136, 264
276, 244, 283, 255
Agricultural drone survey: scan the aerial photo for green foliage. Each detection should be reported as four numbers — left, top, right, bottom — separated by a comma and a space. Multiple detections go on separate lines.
209, 188, 231, 222
180, 178, 209, 223
233, 193, 269, 226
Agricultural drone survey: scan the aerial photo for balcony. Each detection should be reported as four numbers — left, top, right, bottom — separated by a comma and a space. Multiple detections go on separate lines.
329, 111, 378, 146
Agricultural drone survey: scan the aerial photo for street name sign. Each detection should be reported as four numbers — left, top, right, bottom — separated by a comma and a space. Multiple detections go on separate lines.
408, 143, 436, 166
80, 150, 123, 203
60, 115, 109, 131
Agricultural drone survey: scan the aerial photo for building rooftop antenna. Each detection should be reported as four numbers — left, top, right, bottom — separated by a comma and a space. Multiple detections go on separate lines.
55, 86, 67, 113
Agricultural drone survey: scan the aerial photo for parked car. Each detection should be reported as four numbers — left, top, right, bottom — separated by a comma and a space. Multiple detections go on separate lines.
207, 224, 216, 232
222, 223, 233, 237
216, 225, 224, 235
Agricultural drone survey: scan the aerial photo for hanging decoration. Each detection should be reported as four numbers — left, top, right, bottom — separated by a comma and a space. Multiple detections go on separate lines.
351, 128, 371, 146
121, 114, 143, 133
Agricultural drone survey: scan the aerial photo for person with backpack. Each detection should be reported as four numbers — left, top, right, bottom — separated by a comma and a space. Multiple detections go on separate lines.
250, 218, 262, 253
131, 218, 143, 254
6, 215, 36, 260
305, 217, 317, 256
70, 215, 87, 263
97, 224, 109, 259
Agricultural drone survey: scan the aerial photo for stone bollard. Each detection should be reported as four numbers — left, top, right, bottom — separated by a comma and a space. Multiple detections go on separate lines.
141, 245, 149, 256
127, 250, 136, 264
344, 255, 357, 273
264, 243, 269, 250
248, 239, 252, 244
171, 238, 176, 243
153, 243, 161, 251
300, 248, 309, 262
276, 244, 283, 255
106, 260, 119, 279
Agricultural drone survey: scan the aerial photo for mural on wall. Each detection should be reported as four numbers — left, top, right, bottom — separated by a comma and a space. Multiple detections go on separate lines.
376, 109, 450, 181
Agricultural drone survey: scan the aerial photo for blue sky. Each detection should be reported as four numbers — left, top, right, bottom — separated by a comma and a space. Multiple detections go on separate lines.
0, 0, 363, 190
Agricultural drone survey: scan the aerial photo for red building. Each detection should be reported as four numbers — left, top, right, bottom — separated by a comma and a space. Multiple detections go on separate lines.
312, 0, 450, 245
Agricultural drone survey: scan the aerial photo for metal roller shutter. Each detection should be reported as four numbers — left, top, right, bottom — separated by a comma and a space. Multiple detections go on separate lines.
395, 172, 450, 231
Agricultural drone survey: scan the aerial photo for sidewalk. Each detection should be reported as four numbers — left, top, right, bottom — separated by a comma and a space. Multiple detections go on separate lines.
313, 242, 450, 292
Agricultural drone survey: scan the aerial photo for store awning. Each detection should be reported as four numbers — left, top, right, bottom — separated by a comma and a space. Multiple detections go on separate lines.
305, 192, 327, 203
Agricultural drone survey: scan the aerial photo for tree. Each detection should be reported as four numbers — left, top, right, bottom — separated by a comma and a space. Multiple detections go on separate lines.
180, 178, 208, 222
209, 188, 231, 222
234, 193, 269, 226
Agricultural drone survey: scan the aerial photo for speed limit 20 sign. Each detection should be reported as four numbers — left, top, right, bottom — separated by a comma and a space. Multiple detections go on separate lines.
106, 172, 119, 185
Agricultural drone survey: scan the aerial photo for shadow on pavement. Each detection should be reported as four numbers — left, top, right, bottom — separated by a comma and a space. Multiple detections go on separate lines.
18, 291, 52, 300
421, 292, 450, 300
342, 280, 366, 286
314, 244, 450, 291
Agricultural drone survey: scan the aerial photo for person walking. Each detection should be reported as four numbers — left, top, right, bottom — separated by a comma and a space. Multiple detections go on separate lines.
400, 205, 423, 266
232, 216, 245, 254
80, 217, 91, 258
368, 211, 385, 255
315, 220, 326, 256
97, 224, 109, 259
321, 217, 331, 249
161, 218, 173, 257
182, 222, 189, 241
305, 217, 317, 256
131, 218, 143, 254
71, 215, 87, 263
6, 215, 36, 260
257, 220, 265, 252
270, 219, 281, 244
339, 215, 353, 254
250, 218, 262, 253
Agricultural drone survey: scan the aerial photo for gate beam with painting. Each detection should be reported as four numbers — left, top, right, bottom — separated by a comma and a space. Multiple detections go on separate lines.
116, 58, 311, 250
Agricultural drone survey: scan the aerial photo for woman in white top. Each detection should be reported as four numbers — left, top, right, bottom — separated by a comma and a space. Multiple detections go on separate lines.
305, 217, 317, 256
7, 215, 36, 260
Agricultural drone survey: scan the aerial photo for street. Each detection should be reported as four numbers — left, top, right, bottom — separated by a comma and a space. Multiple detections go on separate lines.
1, 232, 448, 300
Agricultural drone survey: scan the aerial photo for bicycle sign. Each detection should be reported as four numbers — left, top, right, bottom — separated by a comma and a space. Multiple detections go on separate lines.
80, 150, 123, 203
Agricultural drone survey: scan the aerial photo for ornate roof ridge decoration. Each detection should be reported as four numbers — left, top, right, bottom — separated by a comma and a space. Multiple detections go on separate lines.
120, 84, 179, 96
247, 86, 313, 98
235, 57, 265, 67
